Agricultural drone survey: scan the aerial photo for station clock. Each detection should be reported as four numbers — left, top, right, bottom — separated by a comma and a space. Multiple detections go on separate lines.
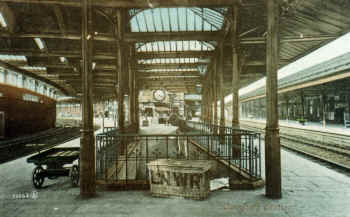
153, 89, 166, 101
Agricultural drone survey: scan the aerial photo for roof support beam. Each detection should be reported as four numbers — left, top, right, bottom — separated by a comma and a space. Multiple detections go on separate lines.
137, 63, 202, 70
238, 34, 339, 45
136, 51, 214, 59
0, 59, 68, 94
0, 2, 15, 33
125, 31, 222, 42
139, 71, 199, 76
0, 49, 116, 59
53, 5, 66, 35
2, 0, 240, 8
0, 32, 338, 45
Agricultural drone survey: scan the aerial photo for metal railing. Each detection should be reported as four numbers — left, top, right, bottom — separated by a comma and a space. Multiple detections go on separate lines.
95, 126, 261, 183
186, 121, 261, 179
102, 126, 117, 134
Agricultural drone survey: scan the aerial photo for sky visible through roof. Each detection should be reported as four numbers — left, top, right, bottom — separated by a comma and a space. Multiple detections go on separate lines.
132, 7, 224, 74
130, 8, 224, 32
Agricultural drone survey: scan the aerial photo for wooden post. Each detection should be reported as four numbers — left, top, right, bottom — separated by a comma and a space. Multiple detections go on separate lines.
231, 4, 240, 129
213, 59, 218, 131
129, 46, 136, 128
4, 70, 8, 83
285, 95, 290, 122
116, 9, 125, 131
34, 80, 38, 92
135, 84, 140, 131
22, 76, 26, 88
102, 101, 105, 131
300, 91, 305, 121
347, 94, 350, 125
219, 43, 225, 129
202, 85, 207, 123
208, 72, 213, 125
228, 4, 242, 162
321, 93, 326, 127
206, 80, 210, 124
133, 67, 138, 130
80, 0, 95, 198
265, 0, 282, 199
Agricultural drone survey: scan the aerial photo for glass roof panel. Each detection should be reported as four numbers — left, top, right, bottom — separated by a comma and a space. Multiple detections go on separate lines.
138, 58, 199, 64
159, 8, 170, 31
20, 66, 47, 72
139, 68, 198, 73
136, 40, 215, 52
130, 7, 226, 33
178, 8, 187, 31
0, 54, 27, 62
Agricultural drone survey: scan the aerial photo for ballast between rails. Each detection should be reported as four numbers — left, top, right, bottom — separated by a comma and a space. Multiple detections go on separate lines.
0, 127, 81, 164
240, 120, 350, 171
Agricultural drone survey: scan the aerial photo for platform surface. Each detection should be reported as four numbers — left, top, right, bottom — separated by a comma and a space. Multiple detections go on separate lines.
0, 119, 350, 217
241, 118, 350, 136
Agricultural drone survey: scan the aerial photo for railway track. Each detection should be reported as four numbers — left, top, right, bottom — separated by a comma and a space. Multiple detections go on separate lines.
0, 127, 81, 164
240, 120, 350, 170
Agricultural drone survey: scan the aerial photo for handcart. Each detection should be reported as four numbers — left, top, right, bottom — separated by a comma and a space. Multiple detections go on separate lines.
26, 147, 80, 188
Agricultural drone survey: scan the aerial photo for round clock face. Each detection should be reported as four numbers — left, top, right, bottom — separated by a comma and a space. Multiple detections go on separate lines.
153, 89, 166, 101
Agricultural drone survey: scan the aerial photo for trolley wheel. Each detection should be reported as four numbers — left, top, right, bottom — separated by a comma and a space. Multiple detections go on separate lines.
32, 166, 45, 189
70, 165, 79, 187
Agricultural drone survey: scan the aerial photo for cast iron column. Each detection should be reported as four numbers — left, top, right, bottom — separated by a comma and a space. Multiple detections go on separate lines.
219, 43, 225, 128
116, 9, 125, 131
265, 0, 282, 199
213, 59, 218, 132
80, 0, 95, 197
231, 4, 240, 129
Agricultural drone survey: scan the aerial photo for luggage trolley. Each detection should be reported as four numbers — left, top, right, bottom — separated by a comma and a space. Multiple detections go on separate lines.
27, 147, 80, 188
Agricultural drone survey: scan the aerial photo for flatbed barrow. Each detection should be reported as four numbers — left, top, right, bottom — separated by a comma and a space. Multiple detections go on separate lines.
27, 147, 80, 188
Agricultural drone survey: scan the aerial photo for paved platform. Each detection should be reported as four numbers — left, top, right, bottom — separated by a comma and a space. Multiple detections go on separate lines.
1, 121, 350, 217
242, 118, 350, 136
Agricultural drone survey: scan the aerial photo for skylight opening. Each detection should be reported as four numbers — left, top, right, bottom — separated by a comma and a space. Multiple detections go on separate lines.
136, 40, 214, 52
0, 54, 27, 62
139, 68, 198, 73
0, 12, 7, 28
143, 75, 200, 79
138, 58, 199, 64
34, 38, 46, 50
59, 57, 67, 63
130, 8, 225, 33
20, 66, 47, 72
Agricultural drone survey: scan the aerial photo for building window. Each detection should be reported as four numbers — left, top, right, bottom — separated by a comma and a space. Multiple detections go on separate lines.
23, 94, 39, 102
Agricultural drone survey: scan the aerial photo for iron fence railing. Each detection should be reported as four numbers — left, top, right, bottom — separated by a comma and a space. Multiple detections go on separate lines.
102, 126, 117, 134
95, 127, 261, 183
185, 121, 261, 178
186, 121, 256, 135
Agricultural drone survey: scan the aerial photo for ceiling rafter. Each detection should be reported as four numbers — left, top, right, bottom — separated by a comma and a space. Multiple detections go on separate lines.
1, 0, 241, 8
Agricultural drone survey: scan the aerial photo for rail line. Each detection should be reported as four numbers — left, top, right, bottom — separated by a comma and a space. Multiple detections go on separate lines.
240, 120, 350, 171
0, 127, 81, 164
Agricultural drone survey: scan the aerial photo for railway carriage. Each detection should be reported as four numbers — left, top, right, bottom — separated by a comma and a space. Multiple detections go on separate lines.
0, 83, 56, 138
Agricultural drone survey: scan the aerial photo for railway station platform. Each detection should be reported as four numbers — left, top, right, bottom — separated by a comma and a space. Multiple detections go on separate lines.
241, 118, 350, 136
1, 122, 350, 217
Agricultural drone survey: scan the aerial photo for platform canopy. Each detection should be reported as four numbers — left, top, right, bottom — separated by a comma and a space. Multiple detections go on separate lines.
0, 0, 349, 99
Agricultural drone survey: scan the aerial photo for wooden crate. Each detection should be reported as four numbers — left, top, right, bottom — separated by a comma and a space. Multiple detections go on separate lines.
147, 159, 212, 200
